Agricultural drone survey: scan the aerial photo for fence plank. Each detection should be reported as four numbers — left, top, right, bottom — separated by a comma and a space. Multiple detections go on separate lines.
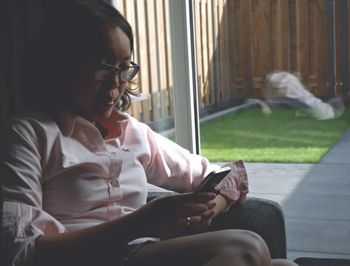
295, 0, 310, 85
212, 0, 220, 104
146, 1, 161, 121
124, 0, 142, 120
207, 0, 215, 105
230, 0, 240, 97
239, 0, 253, 97
309, 0, 318, 93
271, 0, 290, 71
252, 0, 271, 96
335, 0, 344, 96
136, 0, 151, 123
315, 0, 329, 97
164, 0, 173, 116
218, 0, 230, 100
155, 0, 168, 118
115, 0, 124, 14
201, 0, 210, 106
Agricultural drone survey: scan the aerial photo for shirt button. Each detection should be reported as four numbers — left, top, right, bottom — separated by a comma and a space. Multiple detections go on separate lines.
110, 179, 120, 188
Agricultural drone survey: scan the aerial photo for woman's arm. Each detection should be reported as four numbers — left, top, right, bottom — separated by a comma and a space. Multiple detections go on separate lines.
34, 192, 217, 266
213, 194, 229, 215
187, 194, 228, 230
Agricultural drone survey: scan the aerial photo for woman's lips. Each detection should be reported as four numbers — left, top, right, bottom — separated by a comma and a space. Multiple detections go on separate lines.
96, 98, 116, 110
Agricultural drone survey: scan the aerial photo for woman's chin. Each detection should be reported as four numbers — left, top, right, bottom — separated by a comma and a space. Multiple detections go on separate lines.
96, 105, 114, 119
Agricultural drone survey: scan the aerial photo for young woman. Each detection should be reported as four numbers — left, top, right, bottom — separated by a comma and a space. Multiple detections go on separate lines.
0, 1, 298, 266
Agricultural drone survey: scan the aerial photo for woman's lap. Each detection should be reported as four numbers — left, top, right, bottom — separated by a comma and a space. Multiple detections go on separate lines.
125, 205, 281, 266
127, 229, 265, 266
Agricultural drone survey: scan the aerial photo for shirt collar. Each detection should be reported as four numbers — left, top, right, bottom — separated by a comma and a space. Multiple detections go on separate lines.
55, 109, 129, 138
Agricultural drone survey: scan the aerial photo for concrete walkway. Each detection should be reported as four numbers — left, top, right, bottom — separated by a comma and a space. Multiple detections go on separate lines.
246, 128, 350, 261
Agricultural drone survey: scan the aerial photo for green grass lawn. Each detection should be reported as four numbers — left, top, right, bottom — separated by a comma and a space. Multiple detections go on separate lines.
200, 107, 350, 163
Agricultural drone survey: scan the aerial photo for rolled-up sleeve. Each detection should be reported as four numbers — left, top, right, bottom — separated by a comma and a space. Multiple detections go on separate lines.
217, 160, 249, 205
1, 119, 66, 266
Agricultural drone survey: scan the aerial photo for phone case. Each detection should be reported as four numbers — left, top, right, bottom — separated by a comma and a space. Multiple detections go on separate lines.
195, 166, 231, 192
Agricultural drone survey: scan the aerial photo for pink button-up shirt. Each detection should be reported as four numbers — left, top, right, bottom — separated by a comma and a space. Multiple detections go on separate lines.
1, 110, 248, 266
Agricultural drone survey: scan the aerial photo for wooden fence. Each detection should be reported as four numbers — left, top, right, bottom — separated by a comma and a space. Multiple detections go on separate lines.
114, 0, 174, 126
115, 0, 349, 125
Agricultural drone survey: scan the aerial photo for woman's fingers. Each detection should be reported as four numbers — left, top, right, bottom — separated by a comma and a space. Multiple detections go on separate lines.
181, 203, 214, 218
179, 194, 217, 218
175, 192, 216, 203
140, 192, 218, 238
147, 193, 217, 221
182, 216, 198, 227
182, 198, 216, 212
183, 210, 215, 229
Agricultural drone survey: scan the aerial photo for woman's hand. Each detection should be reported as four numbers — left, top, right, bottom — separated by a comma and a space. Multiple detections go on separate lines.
190, 193, 229, 231
136, 192, 217, 239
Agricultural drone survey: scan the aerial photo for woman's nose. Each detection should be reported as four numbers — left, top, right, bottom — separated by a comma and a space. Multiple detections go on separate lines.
108, 73, 120, 88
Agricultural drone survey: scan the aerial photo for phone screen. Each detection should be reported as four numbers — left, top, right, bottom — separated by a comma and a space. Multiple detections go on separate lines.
195, 166, 231, 192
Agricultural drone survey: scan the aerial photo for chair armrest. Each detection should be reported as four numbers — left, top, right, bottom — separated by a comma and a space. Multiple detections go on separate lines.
210, 197, 287, 259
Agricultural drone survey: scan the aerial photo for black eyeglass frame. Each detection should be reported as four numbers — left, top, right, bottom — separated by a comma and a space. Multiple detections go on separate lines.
93, 61, 140, 82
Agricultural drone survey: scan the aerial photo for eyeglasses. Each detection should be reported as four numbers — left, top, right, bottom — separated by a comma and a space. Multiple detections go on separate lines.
93, 62, 140, 82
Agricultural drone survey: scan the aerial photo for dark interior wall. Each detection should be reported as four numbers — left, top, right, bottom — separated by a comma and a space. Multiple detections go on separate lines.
1, 0, 45, 127
0, 0, 113, 127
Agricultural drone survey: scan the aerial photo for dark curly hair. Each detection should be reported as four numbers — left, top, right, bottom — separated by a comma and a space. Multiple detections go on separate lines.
20, 0, 138, 113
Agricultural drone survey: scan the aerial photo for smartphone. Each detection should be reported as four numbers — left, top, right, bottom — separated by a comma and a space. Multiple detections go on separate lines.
195, 166, 231, 192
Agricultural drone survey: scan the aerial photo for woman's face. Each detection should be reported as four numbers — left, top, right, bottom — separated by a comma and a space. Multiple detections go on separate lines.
70, 26, 132, 123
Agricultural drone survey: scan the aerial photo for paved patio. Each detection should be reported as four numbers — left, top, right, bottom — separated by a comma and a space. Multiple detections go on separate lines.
246, 128, 350, 261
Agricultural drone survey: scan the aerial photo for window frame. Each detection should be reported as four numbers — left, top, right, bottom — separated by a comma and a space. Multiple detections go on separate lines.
169, 0, 201, 154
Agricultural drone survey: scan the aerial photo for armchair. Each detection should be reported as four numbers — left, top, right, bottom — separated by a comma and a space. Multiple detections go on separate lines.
209, 197, 287, 259
148, 184, 287, 259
